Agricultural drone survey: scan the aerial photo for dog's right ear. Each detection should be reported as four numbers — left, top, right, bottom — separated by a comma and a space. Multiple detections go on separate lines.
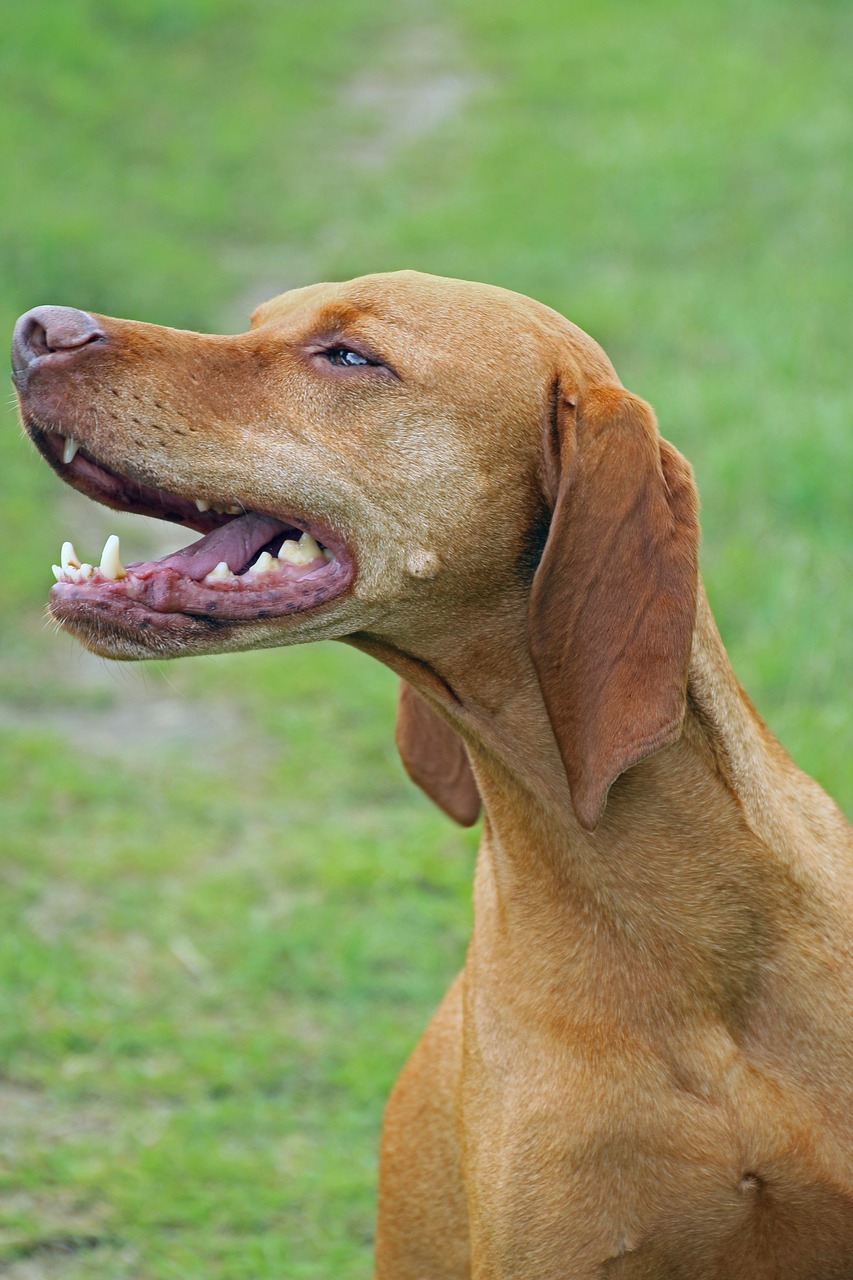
395, 681, 481, 827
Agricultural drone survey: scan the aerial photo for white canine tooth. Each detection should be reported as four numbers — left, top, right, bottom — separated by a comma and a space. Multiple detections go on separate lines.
61, 541, 82, 571
252, 551, 276, 574
204, 561, 235, 582
99, 534, 126, 580
62, 437, 80, 464
195, 498, 211, 512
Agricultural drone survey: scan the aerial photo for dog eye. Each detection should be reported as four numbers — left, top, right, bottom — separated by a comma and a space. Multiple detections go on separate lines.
324, 347, 372, 367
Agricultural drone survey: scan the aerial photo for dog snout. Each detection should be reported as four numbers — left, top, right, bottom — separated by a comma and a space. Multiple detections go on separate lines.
11, 305, 105, 384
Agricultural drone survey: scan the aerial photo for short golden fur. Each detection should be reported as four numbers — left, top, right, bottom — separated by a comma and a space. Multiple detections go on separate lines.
14, 272, 853, 1278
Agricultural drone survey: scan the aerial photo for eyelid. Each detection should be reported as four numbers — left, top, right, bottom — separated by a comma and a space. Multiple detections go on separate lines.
306, 333, 399, 379
324, 345, 374, 365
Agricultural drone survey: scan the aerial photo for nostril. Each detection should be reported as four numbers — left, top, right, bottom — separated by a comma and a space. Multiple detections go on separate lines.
24, 317, 51, 357
12, 305, 106, 377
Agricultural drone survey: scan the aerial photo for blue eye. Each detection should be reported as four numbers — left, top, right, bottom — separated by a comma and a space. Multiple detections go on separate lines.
325, 347, 371, 367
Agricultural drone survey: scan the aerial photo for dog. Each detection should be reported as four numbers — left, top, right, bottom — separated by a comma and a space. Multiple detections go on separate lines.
13, 271, 853, 1278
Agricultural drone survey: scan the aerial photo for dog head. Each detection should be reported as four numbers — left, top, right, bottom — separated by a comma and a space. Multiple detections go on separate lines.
12, 270, 698, 828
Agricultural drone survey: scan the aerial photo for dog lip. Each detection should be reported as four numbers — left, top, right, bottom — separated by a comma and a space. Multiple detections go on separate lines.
48, 550, 354, 623
26, 421, 226, 533
27, 422, 351, 563
47, 510, 355, 624
30, 421, 356, 627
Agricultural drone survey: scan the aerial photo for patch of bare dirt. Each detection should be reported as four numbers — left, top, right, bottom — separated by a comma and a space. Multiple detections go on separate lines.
0, 1080, 111, 1153
0, 1243, 139, 1279
0, 1082, 119, 1276
342, 24, 478, 170
220, 17, 482, 325
0, 642, 251, 770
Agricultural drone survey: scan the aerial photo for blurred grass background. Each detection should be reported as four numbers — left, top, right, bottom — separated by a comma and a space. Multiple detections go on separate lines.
0, 0, 851, 1275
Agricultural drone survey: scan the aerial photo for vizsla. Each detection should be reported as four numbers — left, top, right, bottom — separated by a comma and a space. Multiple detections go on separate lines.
12, 272, 853, 1278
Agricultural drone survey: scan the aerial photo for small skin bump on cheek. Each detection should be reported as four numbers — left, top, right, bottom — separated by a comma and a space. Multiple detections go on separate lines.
406, 550, 441, 579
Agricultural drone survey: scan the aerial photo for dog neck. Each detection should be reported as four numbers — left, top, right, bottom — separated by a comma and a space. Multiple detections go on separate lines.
380, 581, 853, 1045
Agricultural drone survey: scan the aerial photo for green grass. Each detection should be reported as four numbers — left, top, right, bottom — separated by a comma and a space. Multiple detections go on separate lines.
1, 0, 851, 1274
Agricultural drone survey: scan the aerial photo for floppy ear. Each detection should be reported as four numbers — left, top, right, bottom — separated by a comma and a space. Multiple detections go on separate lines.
529, 385, 699, 832
395, 680, 481, 826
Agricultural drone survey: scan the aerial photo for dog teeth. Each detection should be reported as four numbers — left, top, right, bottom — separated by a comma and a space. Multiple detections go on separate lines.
99, 534, 127, 580
194, 498, 243, 515
50, 525, 330, 588
204, 561, 236, 582
61, 541, 81, 571
62, 437, 80, 464
278, 539, 301, 564
278, 533, 323, 566
52, 542, 96, 583
252, 551, 276, 574
299, 533, 322, 559
60, 562, 96, 584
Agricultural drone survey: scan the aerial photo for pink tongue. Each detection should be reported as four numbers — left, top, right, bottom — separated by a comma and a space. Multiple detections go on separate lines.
155, 513, 290, 580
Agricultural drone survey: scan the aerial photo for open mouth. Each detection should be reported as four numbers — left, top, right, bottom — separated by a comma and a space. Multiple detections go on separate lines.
31, 425, 354, 629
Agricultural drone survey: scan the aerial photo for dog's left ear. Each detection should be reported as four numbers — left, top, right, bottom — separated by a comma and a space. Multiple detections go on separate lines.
395, 681, 481, 826
529, 385, 700, 832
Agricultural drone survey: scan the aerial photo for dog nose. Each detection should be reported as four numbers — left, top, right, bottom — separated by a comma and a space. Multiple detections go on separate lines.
11, 305, 105, 378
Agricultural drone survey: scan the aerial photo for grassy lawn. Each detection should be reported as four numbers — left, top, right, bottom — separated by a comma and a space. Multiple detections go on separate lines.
1, 0, 851, 1275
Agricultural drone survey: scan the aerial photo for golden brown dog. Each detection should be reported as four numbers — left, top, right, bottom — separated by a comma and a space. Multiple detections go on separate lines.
13, 272, 853, 1278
